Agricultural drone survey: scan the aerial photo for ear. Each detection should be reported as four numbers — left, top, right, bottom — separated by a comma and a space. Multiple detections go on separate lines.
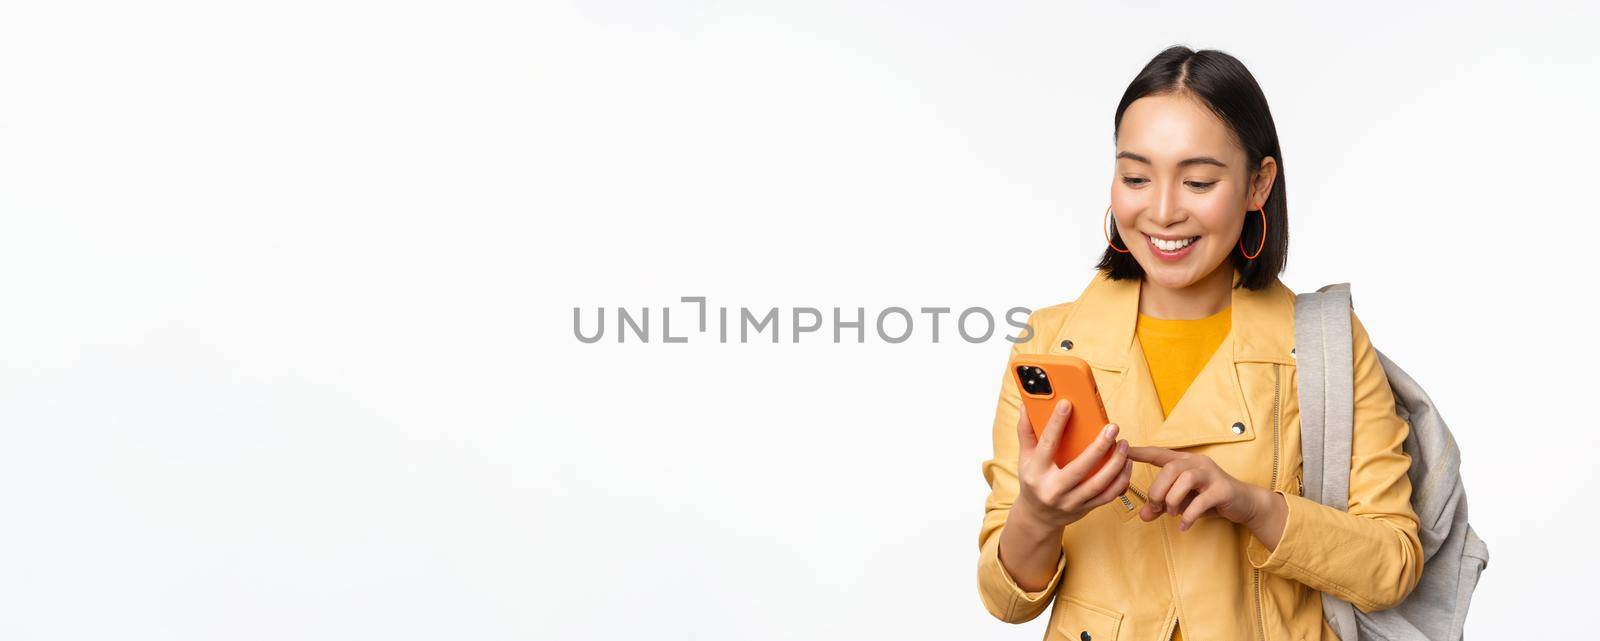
1250, 156, 1278, 208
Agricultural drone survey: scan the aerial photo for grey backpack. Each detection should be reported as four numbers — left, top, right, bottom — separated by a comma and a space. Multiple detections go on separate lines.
1294, 283, 1489, 641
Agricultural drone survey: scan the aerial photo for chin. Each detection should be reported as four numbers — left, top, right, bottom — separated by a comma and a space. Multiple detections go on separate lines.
1139, 258, 1212, 290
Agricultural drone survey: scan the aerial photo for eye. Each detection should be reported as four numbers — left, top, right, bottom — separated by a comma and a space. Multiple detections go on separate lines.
1121, 176, 1147, 186
1186, 181, 1217, 190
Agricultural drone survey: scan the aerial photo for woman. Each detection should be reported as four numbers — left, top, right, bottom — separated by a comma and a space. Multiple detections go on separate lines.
976, 46, 1423, 641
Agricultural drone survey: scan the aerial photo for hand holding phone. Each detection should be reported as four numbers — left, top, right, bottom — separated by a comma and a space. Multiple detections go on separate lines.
1010, 354, 1116, 472
1012, 396, 1133, 530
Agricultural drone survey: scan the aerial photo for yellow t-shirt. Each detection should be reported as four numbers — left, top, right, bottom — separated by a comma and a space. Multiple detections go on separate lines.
1135, 303, 1232, 641
1137, 304, 1232, 418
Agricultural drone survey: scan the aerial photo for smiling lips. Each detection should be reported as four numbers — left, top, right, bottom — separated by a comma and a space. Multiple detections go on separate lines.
1146, 233, 1200, 261
1149, 235, 1198, 251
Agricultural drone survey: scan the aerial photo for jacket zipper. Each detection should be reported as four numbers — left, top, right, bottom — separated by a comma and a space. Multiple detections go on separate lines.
1253, 363, 1281, 641
1119, 484, 1149, 513
1119, 478, 1150, 511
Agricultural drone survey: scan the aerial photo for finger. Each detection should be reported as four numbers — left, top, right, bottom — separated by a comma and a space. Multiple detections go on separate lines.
1163, 470, 1200, 517
1179, 489, 1224, 532
1033, 399, 1073, 467
1066, 438, 1128, 505
1139, 498, 1160, 522
1141, 462, 1187, 517
1015, 405, 1038, 463
1172, 489, 1200, 517
1083, 457, 1133, 508
1055, 421, 1119, 484
1125, 445, 1183, 467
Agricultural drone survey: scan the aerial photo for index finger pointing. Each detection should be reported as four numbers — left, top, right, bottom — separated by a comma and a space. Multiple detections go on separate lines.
1125, 445, 1183, 467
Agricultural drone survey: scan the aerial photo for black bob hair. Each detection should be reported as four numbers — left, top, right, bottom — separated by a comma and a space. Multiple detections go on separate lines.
1096, 45, 1288, 291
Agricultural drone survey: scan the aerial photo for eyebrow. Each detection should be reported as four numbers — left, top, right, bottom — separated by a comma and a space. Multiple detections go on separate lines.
1116, 150, 1228, 169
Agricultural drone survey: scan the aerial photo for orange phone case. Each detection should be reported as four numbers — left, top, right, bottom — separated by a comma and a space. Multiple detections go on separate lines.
1009, 353, 1116, 474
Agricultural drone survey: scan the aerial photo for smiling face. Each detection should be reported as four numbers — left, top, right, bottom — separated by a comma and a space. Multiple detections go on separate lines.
1110, 92, 1275, 291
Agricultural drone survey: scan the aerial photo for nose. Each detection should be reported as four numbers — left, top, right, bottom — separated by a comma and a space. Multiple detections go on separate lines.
1149, 183, 1187, 228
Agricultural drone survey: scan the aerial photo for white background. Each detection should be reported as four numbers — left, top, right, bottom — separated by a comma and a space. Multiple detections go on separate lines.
1, 1, 1594, 639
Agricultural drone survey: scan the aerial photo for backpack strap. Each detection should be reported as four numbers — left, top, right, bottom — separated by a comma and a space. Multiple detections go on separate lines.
1293, 282, 1362, 641
1293, 282, 1355, 511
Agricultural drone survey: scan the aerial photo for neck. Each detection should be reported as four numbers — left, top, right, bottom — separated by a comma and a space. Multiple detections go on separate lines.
1138, 263, 1236, 320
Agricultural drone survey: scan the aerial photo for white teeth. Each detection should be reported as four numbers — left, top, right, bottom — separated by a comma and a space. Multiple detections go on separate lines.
1150, 235, 1197, 251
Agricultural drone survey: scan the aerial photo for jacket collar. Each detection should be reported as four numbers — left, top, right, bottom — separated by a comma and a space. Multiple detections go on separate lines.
1047, 266, 1297, 450
1051, 265, 1297, 370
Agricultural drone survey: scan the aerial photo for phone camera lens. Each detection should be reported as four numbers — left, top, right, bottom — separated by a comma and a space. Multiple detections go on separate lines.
1016, 365, 1052, 396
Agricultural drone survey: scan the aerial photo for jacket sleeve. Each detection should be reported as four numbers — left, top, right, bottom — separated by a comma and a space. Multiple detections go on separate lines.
1244, 309, 1425, 612
977, 314, 1067, 623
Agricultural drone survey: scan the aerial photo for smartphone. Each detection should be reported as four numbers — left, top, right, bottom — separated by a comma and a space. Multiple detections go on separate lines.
1009, 354, 1116, 474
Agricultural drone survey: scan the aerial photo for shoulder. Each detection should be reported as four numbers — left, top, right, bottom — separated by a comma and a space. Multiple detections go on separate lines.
1029, 300, 1075, 323
1349, 306, 1379, 355
1345, 306, 1400, 400
1013, 300, 1075, 354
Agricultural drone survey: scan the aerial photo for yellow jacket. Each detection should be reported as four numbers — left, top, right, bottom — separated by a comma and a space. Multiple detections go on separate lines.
977, 267, 1424, 641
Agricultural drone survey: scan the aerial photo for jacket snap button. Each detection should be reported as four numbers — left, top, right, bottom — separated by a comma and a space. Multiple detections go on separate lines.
1079, 632, 1091, 641
1060, 339, 1074, 350
1231, 421, 1246, 435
